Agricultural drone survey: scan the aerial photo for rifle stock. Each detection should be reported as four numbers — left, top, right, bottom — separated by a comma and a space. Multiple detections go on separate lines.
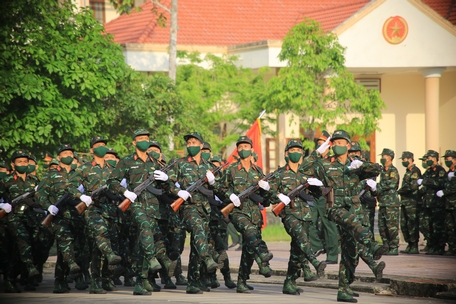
0, 209, 6, 219
170, 197, 185, 213
41, 214, 53, 228
221, 203, 235, 218
118, 198, 132, 213
75, 202, 86, 214
272, 202, 285, 217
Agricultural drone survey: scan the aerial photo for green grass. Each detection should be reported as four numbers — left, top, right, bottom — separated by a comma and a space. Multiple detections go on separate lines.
261, 224, 291, 242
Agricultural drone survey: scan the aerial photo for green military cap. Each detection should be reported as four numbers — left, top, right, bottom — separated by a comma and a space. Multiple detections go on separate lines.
317, 130, 330, 141
184, 132, 204, 143
362, 151, 371, 162
132, 128, 150, 139
202, 141, 212, 151
57, 143, 74, 154
285, 139, 303, 151
50, 158, 60, 166
211, 155, 222, 163
149, 139, 162, 151
28, 153, 37, 163
426, 149, 439, 158
442, 150, 456, 158
11, 150, 29, 161
379, 148, 395, 158
331, 130, 351, 143
418, 153, 428, 161
236, 135, 253, 147
90, 135, 107, 148
106, 147, 118, 157
349, 141, 361, 152
401, 151, 414, 159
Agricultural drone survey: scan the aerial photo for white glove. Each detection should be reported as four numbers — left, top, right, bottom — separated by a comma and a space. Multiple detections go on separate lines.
449, 172, 454, 180
277, 193, 291, 206
230, 193, 241, 207
80, 194, 92, 207
123, 190, 137, 202
417, 179, 423, 186
316, 137, 331, 154
0, 203, 12, 213
175, 182, 181, 188
206, 171, 215, 185
366, 179, 377, 191
35, 185, 39, 191
120, 178, 127, 188
349, 160, 363, 170
177, 190, 191, 201
436, 190, 444, 197
307, 178, 323, 187
77, 184, 85, 193
48, 205, 59, 216
258, 180, 270, 191
153, 170, 168, 181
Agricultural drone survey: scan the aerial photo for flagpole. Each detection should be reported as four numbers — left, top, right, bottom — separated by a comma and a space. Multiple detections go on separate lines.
258, 109, 266, 119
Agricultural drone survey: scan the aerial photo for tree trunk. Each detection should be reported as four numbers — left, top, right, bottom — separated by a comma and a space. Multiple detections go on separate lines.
169, 0, 178, 81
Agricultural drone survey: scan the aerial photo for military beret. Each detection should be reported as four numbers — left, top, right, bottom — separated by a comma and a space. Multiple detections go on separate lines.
50, 158, 60, 166
331, 130, 351, 143
184, 132, 204, 143
90, 135, 108, 148
317, 130, 330, 141
149, 139, 162, 151
132, 128, 150, 139
379, 148, 395, 158
28, 153, 37, 163
236, 135, 253, 147
11, 150, 30, 161
211, 155, 222, 163
285, 139, 303, 151
426, 149, 439, 158
442, 150, 456, 158
57, 144, 74, 154
349, 141, 361, 152
202, 142, 212, 151
401, 151, 414, 159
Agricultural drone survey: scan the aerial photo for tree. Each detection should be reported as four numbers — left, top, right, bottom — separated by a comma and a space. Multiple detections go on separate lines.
0, 0, 131, 158
265, 18, 385, 149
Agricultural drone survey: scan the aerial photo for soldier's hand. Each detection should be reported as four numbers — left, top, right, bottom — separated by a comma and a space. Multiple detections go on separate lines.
80, 194, 92, 207
48, 205, 59, 216
230, 193, 241, 207
0, 203, 12, 213
366, 179, 377, 191
449, 172, 454, 180
206, 171, 215, 185
153, 170, 169, 181
349, 159, 363, 170
417, 179, 423, 186
123, 190, 137, 202
258, 180, 270, 191
316, 137, 331, 154
77, 184, 84, 193
277, 193, 291, 206
178, 190, 191, 201
307, 178, 323, 187
436, 190, 444, 197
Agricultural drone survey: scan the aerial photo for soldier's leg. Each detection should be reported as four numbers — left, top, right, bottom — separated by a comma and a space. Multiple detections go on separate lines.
283, 240, 302, 295
429, 206, 445, 254
400, 204, 411, 248
309, 202, 324, 253
386, 206, 400, 252
445, 210, 456, 254
406, 202, 420, 253
337, 227, 359, 302
7, 219, 38, 277
130, 207, 156, 265
316, 196, 339, 262
377, 206, 389, 247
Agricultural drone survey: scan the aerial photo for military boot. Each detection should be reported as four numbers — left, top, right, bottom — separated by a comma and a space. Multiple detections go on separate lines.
246, 283, 254, 290
372, 261, 386, 281
387, 247, 398, 255
223, 272, 236, 289
133, 277, 151, 295
159, 256, 177, 278
186, 282, 203, 294
4, 280, 21, 293
102, 278, 118, 291
89, 278, 107, 294
75, 274, 88, 290
346, 287, 360, 297
408, 243, 419, 254
149, 257, 162, 272
28, 266, 40, 279
203, 256, 218, 273
258, 251, 273, 263
53, 279, 69, 294
210, 273, 220, 289
315, 261, 327, 278
400, 244, 411, 254
197, 278, 210, 292
236, 278, 250, 293
175, 273, 188, 285
163, 277, 177, 289
142, 277, 154, 292
107, 253, 121, 265
337, 289, 357, 303
148, 276, 161, 292
372, 244, 389, 260
282, 278, 300, 295
303, 265, 317, 282
216, 251, 227, 270
69, 262, 81, 274
259, 262, 273, 277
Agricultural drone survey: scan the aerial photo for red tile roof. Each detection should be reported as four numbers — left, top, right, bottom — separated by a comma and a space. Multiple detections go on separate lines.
105, 0, 371, 46
422, 0, 456, 26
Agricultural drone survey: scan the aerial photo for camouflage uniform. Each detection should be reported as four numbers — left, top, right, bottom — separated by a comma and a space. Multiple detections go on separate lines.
440, 150, 456, 255
397, 152, 422, 254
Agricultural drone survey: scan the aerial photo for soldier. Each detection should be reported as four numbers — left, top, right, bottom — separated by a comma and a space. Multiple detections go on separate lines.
104, 148, 119, 167
397, 151, 422, 254
219, 135, 274, 294
377, 148, 401, 255
270, 139, 327, 295
27, 153, 38, 176
417, 150, 446, 255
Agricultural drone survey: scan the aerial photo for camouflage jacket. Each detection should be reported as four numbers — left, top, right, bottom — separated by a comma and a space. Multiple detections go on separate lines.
377, 164, 400, 207
107, 152, 169, 220
442, 168, 456, 210
397, 164, 422, 203
420, 165, 446, 208
0, 172, 39, 220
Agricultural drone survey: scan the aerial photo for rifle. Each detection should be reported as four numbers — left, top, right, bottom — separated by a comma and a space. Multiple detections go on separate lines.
75, 185, 108, 214
0, 190, 36, 219
358, 183, 377, 208
41, 193, 70, 227
221, 169, 278, 218
118, 159, 178, 212
271, 182, 309, 217
322, 187, 334, 208
170, 161, 228, 213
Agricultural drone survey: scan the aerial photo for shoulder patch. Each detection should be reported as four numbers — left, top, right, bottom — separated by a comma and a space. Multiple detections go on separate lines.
439, 170, 445, 177
390, 172, 397, 178
411, 173, 418, 179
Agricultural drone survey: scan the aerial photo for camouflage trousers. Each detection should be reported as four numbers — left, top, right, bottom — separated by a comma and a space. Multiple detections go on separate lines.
338, 226, 359, 290
445, 209, 456, 252
51, 217, 78, 280
130, 205, 157, 261
209, 216, 232, 276
378, 206, 400, 250
418, 204, 431, 242
400, 200, 419, 245
6, 216, 35, 269
363, 205, 376, 238
430, 206, 446, 251
310, 196, 339, 262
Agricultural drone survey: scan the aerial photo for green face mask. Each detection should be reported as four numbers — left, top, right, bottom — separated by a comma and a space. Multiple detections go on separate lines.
332, 145, 347, 156
43, 164, 49, 169
27, 165, 36, 173
402, 161, 410, 168
15, 165, 29, 174
187, 145, 201, 157
135, 140, 150, 152
380, 158, 387, 166
445, 160, 453, 168
284, 155, 289, 163
0, 172, 6, 179
106, 160, 117, 167
93, 146, 108, 158
149, 151, 161, 160
288, 152, 302, 163
201, 152, 211, 161
422, 162, 428, 169
426, 159, 434, 167
238, 149, 252, 159
60, 156, 74, 165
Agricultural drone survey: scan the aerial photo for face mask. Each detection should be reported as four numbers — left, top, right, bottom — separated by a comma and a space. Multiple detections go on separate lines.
332, 145, 347, 156
445, 160, 453, 168
15, 165, 29, 174
93, 146, 108, 157
426, 159, 434, 167
61, 156, 74, 165
422, 162, 428, 169
0, 172, 6, 179
201, 152, 211, 161
106, 160, 117, 167
402, 161, 410, 168
135, 140, 150, 152
71, 164, 77, 170
288, 152, 302, 163
43, 164, 49, 169
284, 155, 289, 163
187, 146, 201, 157
149, 151, 161, 160
27, 165, 36, 173
380, 158, 387, 166
238, 149, 252, 159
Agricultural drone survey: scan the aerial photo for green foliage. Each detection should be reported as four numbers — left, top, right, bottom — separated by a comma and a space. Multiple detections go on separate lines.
265, 19, 385, 150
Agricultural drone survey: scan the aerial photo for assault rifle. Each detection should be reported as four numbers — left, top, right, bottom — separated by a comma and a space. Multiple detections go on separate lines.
271, 182, 310, 217
0, 190, 36, 219
75, 185, 108, 214
118, 159, 178, 212
41, 193, 70, 227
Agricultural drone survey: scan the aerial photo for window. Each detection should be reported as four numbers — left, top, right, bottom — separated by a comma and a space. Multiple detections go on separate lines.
90, 0, 105, 24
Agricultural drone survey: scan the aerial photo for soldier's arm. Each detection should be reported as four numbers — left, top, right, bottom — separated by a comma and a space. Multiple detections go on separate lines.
444, 177, 456, 196
166, 161, 183, 197
107, 158, 129, 195
422, 168, 446, 189
36, 177, 51, 209
358, 162, 381, 180
68, 166, 85, 199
